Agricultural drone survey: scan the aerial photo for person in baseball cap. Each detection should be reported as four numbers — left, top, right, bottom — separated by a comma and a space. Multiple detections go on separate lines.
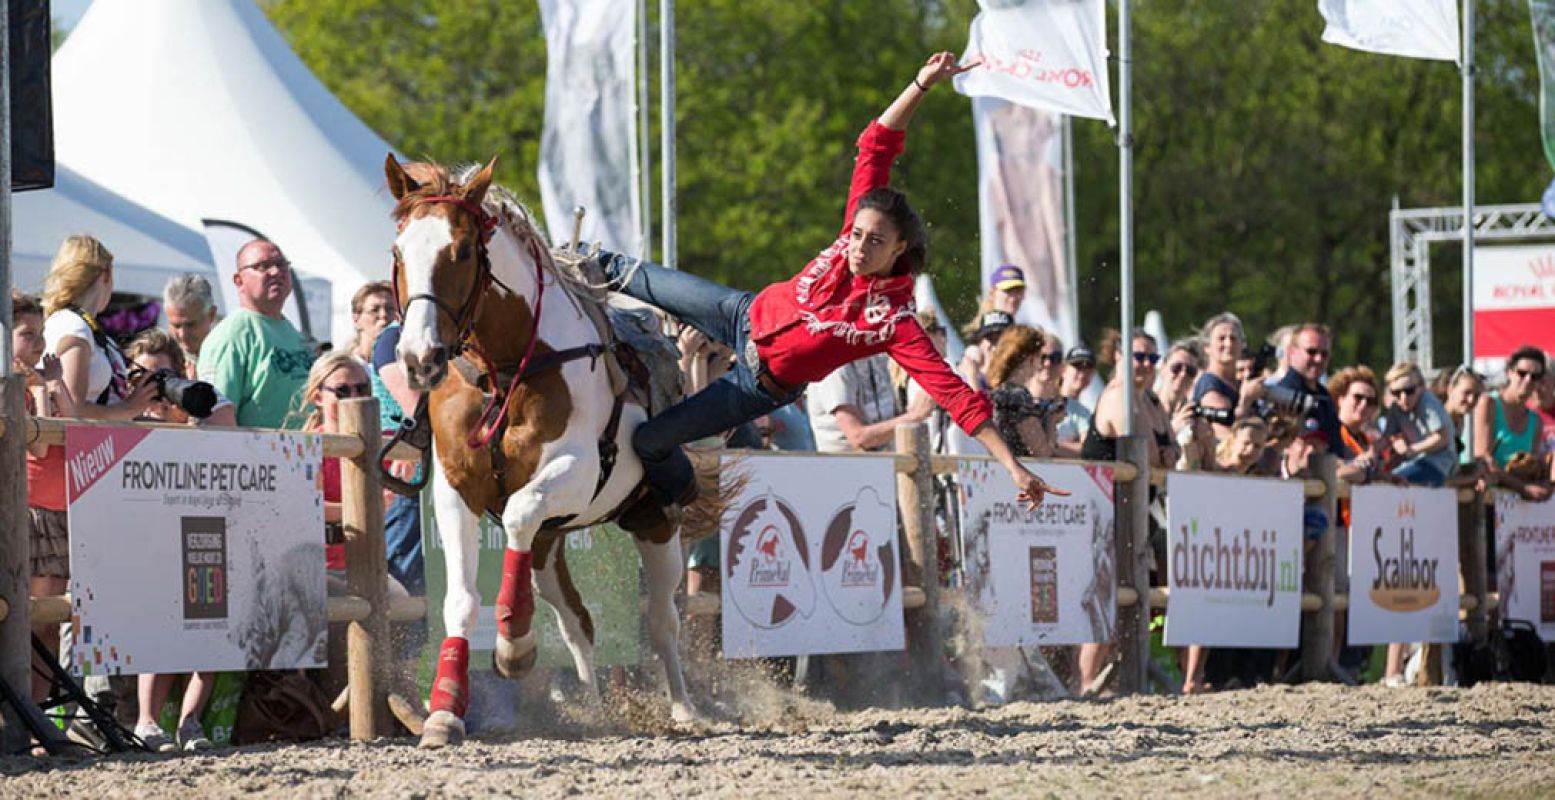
987, 265, 1027, 316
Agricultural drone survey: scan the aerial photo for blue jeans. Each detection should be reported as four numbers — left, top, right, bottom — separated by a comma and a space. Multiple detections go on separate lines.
1391, 459, 1446, 487
385, 493, 425, 596
599, 251, 798, 502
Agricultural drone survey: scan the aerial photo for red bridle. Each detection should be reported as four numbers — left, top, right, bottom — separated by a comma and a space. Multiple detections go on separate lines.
392, 194, 548, 450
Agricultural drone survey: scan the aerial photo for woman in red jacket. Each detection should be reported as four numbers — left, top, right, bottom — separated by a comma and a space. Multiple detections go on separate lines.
599, 52, 1066, 508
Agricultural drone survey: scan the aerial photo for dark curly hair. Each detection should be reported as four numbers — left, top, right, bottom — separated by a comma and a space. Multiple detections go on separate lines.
854, 187, 927, 276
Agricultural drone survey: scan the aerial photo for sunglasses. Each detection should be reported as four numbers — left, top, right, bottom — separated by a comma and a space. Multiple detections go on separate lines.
1132, 352, 1161, 366
1388, 385, 1419, 398
322, 382, 373, 399
1305, 347, 1330, 358
1514, 367, 1545, 381
241, 257, 292, 273
1348, 392, 1378, 406
1040, 352, 1063, 366
1169, 362, 1199, 378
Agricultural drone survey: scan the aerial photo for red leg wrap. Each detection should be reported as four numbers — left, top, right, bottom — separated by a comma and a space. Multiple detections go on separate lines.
495, 548, 535, 640
429, 637, 470, 717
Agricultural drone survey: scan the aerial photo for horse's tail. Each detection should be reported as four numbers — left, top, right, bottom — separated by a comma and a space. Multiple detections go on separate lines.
680, 449, 751, 543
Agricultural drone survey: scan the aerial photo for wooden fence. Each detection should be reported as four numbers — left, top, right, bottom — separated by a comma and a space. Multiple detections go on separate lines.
0, 386, 1505, 747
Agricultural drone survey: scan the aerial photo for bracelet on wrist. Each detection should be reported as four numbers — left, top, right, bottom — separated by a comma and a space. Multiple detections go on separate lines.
913, 77, 930, 93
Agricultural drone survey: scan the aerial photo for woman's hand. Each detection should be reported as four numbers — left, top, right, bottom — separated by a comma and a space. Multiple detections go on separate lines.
1011, 464, 1070, 510
1389, 436, 1411, 457
1522, 483, 1552, 502
915, 51, 981, 91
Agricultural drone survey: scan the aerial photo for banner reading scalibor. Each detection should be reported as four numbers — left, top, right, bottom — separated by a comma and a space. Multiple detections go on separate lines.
1494, 493, 1555, 640
958, 461, 1115, 646
1347, 485, 1460, 645
721, 454, 903, 658
67, 426, 326, 675
1165, 473, 1304, 648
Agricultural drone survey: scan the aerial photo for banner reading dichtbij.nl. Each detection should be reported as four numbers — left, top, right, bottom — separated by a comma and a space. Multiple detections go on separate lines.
954, 0, 1113, 123
957, 461, 1116, 646
1165, 473, 1305, 648
1318, 0, 1460, 62
720, 454, 904, 658
67, 426, 326, 675
1347, 485, 1461, 645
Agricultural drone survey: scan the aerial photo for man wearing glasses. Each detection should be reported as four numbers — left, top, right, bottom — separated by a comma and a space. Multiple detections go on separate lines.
197, 240, 317, 429
1274, 322, 1348, 458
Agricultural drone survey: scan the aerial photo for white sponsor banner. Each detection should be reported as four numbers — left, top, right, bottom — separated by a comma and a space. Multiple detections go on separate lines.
1165, 473, 1305, 647
1471, 244, 1555, 312
67, 426, 326, 675
1494, 493, 1555, 640
1318, 0, 1460, 62
958, 461, 1115, 646
537, 0, 642, 254
972, 97, 1075, 344
954, 0, 1113, 123
720, 454, 904, 658
1347, 485, 1460, 645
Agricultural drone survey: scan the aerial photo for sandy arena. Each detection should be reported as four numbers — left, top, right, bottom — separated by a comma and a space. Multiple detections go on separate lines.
3, 682, 1552, 798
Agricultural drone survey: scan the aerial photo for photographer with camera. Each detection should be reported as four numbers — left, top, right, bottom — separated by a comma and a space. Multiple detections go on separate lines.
1272, 323, 1347, 458
1192, 312, 1269, 440
121, 329, 234, 750
1159, 341, 1216, 470
988, 325, 1061, 458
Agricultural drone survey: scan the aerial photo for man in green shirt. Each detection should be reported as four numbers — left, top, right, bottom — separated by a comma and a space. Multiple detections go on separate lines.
197, 240, 316, 429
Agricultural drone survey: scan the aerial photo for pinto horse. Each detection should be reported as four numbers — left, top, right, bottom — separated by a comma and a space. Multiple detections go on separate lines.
386, 155, 695, 748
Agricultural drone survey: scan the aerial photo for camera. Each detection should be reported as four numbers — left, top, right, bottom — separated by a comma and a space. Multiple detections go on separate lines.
1191, 404, 1235, 426
148, 369, 218, 419
1264, 383, 1317, 416
1247, 343, 1277, 378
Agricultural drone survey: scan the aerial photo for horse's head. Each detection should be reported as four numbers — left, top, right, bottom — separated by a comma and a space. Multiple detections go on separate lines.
385, 153, 499, 391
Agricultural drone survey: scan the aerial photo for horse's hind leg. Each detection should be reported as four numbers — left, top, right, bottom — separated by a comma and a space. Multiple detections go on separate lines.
532, 532, 600, 698
422, 455, 481, 749
634, 528, 697, 723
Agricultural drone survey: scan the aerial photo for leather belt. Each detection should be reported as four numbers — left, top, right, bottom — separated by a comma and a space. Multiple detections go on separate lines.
757, 369, 800, 399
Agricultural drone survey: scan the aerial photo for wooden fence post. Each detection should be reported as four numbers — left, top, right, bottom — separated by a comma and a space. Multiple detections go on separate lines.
1301, 453, 1339, 682
0, 377, 33, 752
1113, 436, 1151, 695
895, 423, 942, 694
339, 398, 391, 739
1459, 490, 1490, 644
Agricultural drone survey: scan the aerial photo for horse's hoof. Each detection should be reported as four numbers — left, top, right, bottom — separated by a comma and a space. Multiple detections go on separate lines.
418, 710, 465, 749
492, 632, 538, 680
670, 702, 699, 725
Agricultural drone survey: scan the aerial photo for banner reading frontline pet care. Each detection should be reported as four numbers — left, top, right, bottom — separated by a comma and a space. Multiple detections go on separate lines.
1347, 485, 1460, 645
1165, 473, 1304, 648
1494, 493, 1555, 639
721, 454, 904, 658
957, 461, 1115, 646
67, 426, 326, 675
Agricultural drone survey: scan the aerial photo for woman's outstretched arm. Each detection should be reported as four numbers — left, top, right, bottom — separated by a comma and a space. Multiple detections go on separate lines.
878, 51, 981, 131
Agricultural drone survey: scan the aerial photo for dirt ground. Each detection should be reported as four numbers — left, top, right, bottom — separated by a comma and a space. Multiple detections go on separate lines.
3, 681, 1553, 798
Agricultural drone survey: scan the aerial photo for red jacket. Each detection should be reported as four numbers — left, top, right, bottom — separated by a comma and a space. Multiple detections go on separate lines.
749, 121, 992, 436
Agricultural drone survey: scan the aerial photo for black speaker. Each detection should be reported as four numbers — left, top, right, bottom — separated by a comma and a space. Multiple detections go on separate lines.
10, 0, 54, 191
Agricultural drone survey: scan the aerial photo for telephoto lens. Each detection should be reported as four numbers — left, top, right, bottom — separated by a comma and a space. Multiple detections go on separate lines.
151, 369, 219, 419
1191, 404, 1235, 426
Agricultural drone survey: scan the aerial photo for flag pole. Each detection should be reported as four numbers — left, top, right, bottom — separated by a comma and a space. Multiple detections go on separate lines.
660, 0, 677, 269
1118, 0, 1134, 434
1063, 115, 1080, 346
638, 0, 653, 261
1462, 0, 1476, 457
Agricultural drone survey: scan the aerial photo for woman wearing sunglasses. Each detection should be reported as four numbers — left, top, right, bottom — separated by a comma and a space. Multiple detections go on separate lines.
1473, 346, 1551, 501
1081, 330, 1182, 469
1376, 362, 1455, 488
1330, 366, 1386, 484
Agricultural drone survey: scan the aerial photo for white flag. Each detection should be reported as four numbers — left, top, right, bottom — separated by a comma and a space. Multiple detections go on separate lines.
1318, 0, 1460, 61
536, 0, 642, 254
953, 0, 1113, 123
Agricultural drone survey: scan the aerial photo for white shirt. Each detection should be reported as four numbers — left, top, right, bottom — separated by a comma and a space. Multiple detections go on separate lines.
806, 355, 897, 453
42, 308, 125, 404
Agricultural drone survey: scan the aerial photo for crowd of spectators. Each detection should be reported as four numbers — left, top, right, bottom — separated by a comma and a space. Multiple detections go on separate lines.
14, 236, 1554, 741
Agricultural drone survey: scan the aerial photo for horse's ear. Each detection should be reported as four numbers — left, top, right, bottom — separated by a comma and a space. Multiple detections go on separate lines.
462, 155, 499, 205
385, 153, 420, 200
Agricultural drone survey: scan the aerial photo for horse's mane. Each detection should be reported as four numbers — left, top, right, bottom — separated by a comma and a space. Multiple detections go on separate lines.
391, 161, 549, 249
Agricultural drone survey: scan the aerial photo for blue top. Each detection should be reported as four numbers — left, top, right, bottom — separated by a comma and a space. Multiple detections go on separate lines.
370, 323, 407, 432
1278, 370, 1348, 459
1377, 390, 1458, 479
1192, 372, 1238, 406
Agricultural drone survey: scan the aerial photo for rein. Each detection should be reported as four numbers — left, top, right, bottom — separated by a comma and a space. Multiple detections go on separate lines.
393, 195, 548, 451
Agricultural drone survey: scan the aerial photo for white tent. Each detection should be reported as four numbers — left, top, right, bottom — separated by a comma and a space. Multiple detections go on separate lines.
51, 0, 403, 344
12, 165, 216, 301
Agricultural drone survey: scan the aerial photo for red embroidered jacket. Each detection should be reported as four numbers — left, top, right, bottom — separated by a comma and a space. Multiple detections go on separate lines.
748, 120, 993, 436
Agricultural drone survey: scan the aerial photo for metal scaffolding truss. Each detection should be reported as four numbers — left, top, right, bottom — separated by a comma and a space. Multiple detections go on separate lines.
1391, 203, 1555, 372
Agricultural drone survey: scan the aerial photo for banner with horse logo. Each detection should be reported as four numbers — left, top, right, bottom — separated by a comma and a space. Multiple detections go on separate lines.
957, 461, 1116, 646
67, 426, 326, 674
1347, 485, 1460, 645
720, 454, 904, 658
1494, 493, 1555, 640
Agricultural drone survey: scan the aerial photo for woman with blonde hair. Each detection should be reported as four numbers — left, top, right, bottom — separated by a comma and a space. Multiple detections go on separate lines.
27, 236, 158, 713
1377, 362, 1456, 488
